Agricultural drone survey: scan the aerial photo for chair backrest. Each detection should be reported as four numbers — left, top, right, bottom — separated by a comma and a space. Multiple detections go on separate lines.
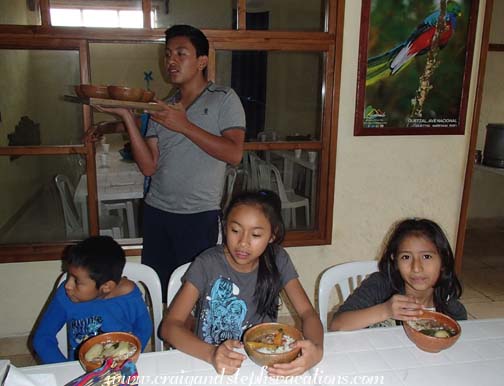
54, 174, 82, 236
55, 262, 165, 355
221, 167, 237, 212
318, 260, 378, 331
257, 162, 289, 202
166, 262, 191, 308
123, 262, 164, 352
247, 152, 262, 190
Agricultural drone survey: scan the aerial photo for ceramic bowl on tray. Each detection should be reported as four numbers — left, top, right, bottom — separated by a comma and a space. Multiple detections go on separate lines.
78, 332, 141, 372
141, 90, 156, 103
243, 322, 303, 367
79, 84, 110, 99
74, 85, 85, 98
403, 310, 461, 353
107, 86, 144, 102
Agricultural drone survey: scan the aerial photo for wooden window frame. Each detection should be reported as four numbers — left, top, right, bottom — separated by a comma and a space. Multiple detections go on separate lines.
0, 0, 344, 262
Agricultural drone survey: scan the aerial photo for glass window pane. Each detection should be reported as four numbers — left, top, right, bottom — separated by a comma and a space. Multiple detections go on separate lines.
241, 0, 326, 31
89, 42, 170, 125
152, 0, 233, 30
0, 49, 83, 146
0, 154, 87, 244
49, 0, 143, 28
231, 150, 318, 231
93, 139, 144, 240
216, 50, 324, 141
0, 0, 41, 25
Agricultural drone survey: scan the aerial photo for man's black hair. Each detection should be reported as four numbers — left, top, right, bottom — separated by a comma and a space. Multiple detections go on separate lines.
165, 24, 209, 57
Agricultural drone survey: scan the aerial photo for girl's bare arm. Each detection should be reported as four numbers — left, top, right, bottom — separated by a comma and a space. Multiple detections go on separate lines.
330, 294, 423, 331
268, 278, 323, 376
160, 282, 246, 374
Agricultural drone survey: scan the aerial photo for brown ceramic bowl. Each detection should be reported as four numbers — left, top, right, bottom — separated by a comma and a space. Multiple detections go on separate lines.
74, 85, 85, 98
107, 86, 144, 102
243, 323, 303, 367
403, 310, 461, 353
79, 84, 110, 99
78, 332, 141, 372
141, 90, 156, 103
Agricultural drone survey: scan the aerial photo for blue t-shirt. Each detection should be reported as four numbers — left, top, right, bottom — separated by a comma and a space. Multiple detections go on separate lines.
33, 283, 153, 364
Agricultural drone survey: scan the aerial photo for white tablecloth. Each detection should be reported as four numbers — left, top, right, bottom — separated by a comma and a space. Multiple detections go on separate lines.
19, 319, 504, 385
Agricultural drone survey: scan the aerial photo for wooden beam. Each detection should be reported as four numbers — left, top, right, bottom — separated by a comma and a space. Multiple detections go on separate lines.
455, 0, 493, 274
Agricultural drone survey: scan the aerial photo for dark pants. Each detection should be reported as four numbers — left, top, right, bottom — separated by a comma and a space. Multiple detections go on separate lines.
141, 203, 220, 302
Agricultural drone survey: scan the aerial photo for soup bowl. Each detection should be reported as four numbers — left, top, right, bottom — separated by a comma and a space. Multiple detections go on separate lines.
78, 332, 141, 372
243, 322, 303, 367
403, 310, 461, 353
108, 86, 144, 102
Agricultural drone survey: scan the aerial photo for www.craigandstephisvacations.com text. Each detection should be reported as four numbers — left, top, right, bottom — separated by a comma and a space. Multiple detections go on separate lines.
118, 367, 385, 385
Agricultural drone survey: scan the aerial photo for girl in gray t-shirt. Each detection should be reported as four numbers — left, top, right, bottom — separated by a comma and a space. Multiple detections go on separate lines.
161, 190, 323, 377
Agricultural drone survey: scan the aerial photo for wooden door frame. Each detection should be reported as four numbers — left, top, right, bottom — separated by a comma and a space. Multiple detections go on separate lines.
454, 0, 494, 273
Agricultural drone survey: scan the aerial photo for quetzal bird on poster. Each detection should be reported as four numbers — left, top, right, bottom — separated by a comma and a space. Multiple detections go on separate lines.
366, 1, 463, 86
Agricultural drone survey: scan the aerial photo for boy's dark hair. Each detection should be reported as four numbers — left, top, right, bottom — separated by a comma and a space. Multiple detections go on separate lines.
378, 218, 463, 314
65, 236, 125, 288
224, 190, 285, 319
165, 24, 209, 57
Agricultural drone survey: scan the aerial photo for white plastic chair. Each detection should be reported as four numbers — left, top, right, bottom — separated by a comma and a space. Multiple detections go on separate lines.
123, 262, 164, 351
102, 200, 136, 237
246, 152, 262, 190
257, 162, 310, 228
221, 167, 237, 212
317, 260, 378, 331
55, 262, 165, 356
166, 262, 191, 308
54, 174, 123, 239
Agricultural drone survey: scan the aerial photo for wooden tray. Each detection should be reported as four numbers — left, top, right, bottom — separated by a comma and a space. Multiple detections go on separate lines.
64, 95, 163, 111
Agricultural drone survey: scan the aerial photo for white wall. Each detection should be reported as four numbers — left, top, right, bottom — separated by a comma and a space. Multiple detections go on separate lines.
0, 0, 487, 337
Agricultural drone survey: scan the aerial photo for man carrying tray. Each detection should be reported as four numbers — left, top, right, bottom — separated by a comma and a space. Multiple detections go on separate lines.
92, 25, 246, 301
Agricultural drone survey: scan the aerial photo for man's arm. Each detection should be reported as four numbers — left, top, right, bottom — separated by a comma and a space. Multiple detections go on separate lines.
93, 107, 159, 176
149, 102, 245, 166
179, 124, 244, 166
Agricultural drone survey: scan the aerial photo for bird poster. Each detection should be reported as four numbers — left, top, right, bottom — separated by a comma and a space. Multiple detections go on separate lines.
354, 0, 479, 136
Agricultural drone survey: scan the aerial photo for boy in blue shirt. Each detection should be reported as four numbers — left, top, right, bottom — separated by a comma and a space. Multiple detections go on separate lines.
33, 236, 152, 363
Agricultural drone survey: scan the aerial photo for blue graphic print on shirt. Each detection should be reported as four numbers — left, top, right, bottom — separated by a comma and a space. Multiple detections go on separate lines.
70, 315, 103, 345
202, 277, 247, 344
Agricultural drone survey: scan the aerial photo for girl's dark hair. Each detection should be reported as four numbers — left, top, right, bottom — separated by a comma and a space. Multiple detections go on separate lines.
65, 236, 125, 288
378, 218, 463, 314
164, 24, 209, 57
223, 190, 285, 319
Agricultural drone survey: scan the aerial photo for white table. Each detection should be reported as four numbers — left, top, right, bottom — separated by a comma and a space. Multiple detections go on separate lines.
19, 319, 504, 385
74, 151, 144, 238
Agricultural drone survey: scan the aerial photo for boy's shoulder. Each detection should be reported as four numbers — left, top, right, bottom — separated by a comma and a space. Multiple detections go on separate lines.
107, 278, 138, 299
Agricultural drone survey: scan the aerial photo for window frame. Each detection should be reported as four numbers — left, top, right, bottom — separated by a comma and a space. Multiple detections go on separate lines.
0, 0, 344, 262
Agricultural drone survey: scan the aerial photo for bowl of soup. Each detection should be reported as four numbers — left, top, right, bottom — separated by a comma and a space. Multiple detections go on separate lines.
403, 310, 461, 353
243, 323, 303, 367
78, 332, 141, 371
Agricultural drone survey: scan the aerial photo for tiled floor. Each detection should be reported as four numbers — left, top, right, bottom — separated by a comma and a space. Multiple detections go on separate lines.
1, 227, 503, 368
460, 226, 504, 319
